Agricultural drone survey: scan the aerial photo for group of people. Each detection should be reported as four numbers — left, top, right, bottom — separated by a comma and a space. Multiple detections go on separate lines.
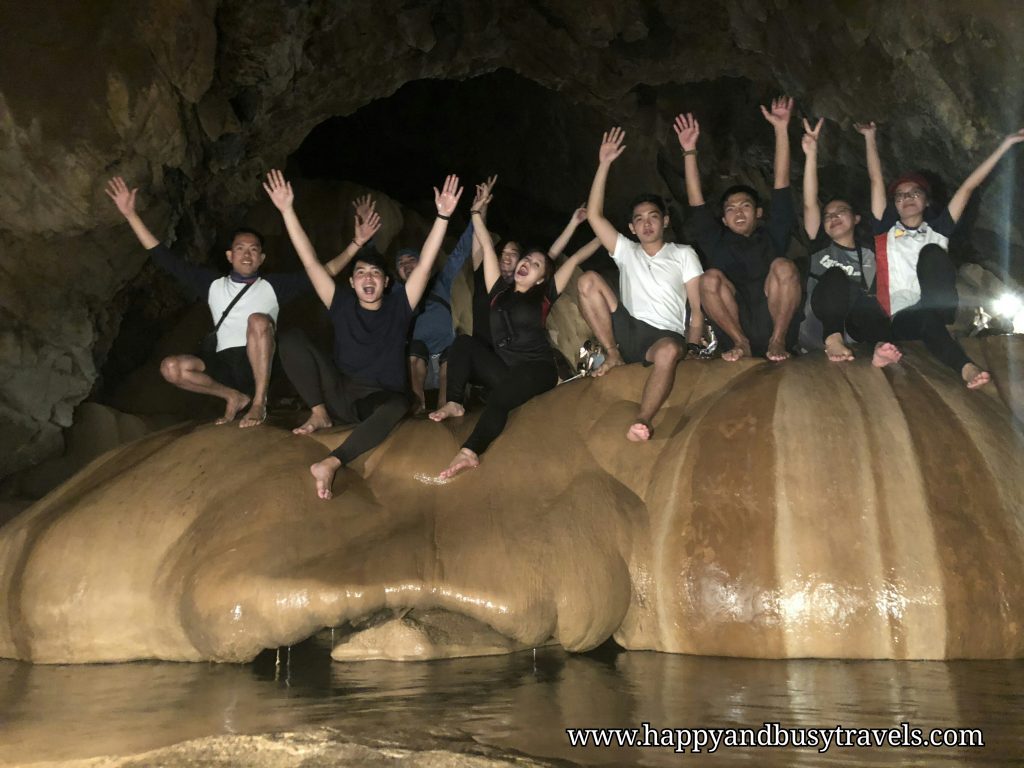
105, 95, 1023, 499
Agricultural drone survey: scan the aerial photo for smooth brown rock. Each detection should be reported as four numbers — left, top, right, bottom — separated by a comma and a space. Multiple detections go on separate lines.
1, 338, 1022, 664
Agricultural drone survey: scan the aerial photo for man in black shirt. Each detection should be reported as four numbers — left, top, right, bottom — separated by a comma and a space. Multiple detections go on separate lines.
675, 98, 801, 362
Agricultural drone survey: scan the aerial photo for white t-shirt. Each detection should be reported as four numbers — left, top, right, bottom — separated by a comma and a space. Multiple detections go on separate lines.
208, 277, 282, 351
611, 234, 703, 336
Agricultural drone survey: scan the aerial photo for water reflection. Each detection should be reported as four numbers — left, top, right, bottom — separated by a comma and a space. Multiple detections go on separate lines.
1, 636, 1022, 765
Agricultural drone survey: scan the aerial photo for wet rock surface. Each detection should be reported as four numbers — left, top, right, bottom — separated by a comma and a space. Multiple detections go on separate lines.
3, 1, 1024, 477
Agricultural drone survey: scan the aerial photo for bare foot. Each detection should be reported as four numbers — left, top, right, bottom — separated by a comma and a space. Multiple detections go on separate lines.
215, 392, 251, 425
239, 400, 267, 429
293, 410, 333, 435
766, 339, 791, 362
722, 340, 752, 362
962, 363, 991, 390
592, 348, 625, 377
429, 401, 465, 422
872, 341, 902, 368
824, 333, 854, 362
309, 457, 342, 500
626, 419, 653, 442
438, 448, 480, 479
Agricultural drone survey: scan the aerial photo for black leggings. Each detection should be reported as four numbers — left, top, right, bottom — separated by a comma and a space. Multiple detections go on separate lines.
278, 329, 409, 465
890, 244, 970, 373
445, 335, 557, 456
811, 267, 892, 345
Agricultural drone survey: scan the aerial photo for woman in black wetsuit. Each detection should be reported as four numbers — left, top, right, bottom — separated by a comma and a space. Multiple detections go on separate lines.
429, 183, 597, 479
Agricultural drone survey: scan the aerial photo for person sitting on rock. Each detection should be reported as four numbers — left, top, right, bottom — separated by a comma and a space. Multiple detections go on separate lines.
798, 119, 902, 368
860, 121, 1024, 389
575, 127, 705, 442
264, 169, 462, 500
466, 175, 517, 349
105, 176, 311, 428
680, 98, 801, 363
429, 182, 599, 478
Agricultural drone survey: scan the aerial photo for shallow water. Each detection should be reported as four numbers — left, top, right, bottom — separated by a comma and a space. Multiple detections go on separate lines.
1, 636, 1022, 766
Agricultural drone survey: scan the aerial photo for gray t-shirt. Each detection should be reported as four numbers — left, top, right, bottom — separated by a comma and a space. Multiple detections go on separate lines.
799, 237, 876, 350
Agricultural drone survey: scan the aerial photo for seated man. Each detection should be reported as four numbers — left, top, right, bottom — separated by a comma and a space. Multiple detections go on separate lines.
577, 127, 705, 442
677, 98, 801, 362
105, 176, 309, 427
860, 121, 1024, 388
264, 169, 462, 499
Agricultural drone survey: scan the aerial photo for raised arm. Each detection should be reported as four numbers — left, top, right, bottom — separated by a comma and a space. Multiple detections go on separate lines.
263, 170, 335, 308
673, 113, 704, 207
801, 118, 823, 239
471, 175, 497, 270
553, 237, 601, 294
549, 205, 587, 260
105, 177, 159, 249
404, 174, 462, 308
470, 184, 501, 292
587, 128, 626, 253
324, 209, 381, 277
761, 95, 793, 190
855, 122, 886, 220
947, 129, 1024, 222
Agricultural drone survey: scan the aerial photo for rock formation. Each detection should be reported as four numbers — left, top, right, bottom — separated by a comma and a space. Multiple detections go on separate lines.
2, 338, 1023, 664
4, 1, 1024, 479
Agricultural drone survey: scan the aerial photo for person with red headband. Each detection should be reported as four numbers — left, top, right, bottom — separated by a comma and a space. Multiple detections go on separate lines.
860, 121, 1024, 388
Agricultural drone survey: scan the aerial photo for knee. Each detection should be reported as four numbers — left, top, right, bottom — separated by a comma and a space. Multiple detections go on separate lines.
160, 356, 182, 384
651, 340, 684, 368
577, 271, 605, 299
769, 258, 799, 284
247, 313, 273, 337
700, 270, 724, 297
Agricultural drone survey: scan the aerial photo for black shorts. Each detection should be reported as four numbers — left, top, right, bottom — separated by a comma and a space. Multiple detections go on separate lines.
611, 304, 686, 365
201, 346, 255, 395
407, 339, 450, 363
713, 282, 800, 357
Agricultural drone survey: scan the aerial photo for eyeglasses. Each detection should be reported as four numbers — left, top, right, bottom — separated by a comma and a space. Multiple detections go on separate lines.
823, 208, 853, 221
894, 189, 924, 202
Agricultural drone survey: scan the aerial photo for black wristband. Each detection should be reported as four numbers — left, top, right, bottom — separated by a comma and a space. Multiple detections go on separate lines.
352, 239, 365, 248
683, 148, 698, 157
437, 213, 451, 221
470, 209, 482, 215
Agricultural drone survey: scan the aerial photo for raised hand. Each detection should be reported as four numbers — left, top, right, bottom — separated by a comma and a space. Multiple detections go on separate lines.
573, 205, 587, 224
354, 209, 381, 245
801, 117, 823, 154
105, 176, 137, 218
471, 181, 492, 213
673, 113, 700, 151
434, 174, 463, 217
599, 127, 627, 164
760, 96, 794, 128
351, 193, 376, 224
263, 169, 294, 211
854, 121, 877, 138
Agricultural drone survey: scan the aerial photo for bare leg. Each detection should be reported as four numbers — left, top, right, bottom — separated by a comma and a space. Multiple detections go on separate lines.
629, 338, 684, 442
240, 313, 274, 428
824, 332, 855, 362
294, 404, 333, 435
160, 354, 250, 425
700, 270, 750, 362
764, 258, 800, 362
962, 363, 991, 389
309, 456, 342, 500
438, 447, 480, 479
429, 401, 465, 422
576, 272, 625, 376
409, 356, 427, 413
872, 342, 902, 368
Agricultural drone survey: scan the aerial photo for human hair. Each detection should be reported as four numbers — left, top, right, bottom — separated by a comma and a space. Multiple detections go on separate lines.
395, 247, 420, 267
518, 247, 556, 300
229, 227, 265, 251
887, 172, 932, 202
629, 193, 667, 218
497, 238, 522, 256
822, 195, 859, 217
719, 185, 760, 211
345, 248, 390, 283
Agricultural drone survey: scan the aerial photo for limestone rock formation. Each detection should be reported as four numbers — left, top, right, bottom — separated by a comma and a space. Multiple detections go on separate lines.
4, 1, 1024, 478
2, 338, 1023, 664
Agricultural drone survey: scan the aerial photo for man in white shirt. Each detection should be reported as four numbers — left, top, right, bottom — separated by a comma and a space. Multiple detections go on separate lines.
577, 127, 705, 442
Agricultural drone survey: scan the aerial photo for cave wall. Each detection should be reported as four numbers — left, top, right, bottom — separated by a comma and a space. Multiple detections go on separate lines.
3, 0, 1024, 478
